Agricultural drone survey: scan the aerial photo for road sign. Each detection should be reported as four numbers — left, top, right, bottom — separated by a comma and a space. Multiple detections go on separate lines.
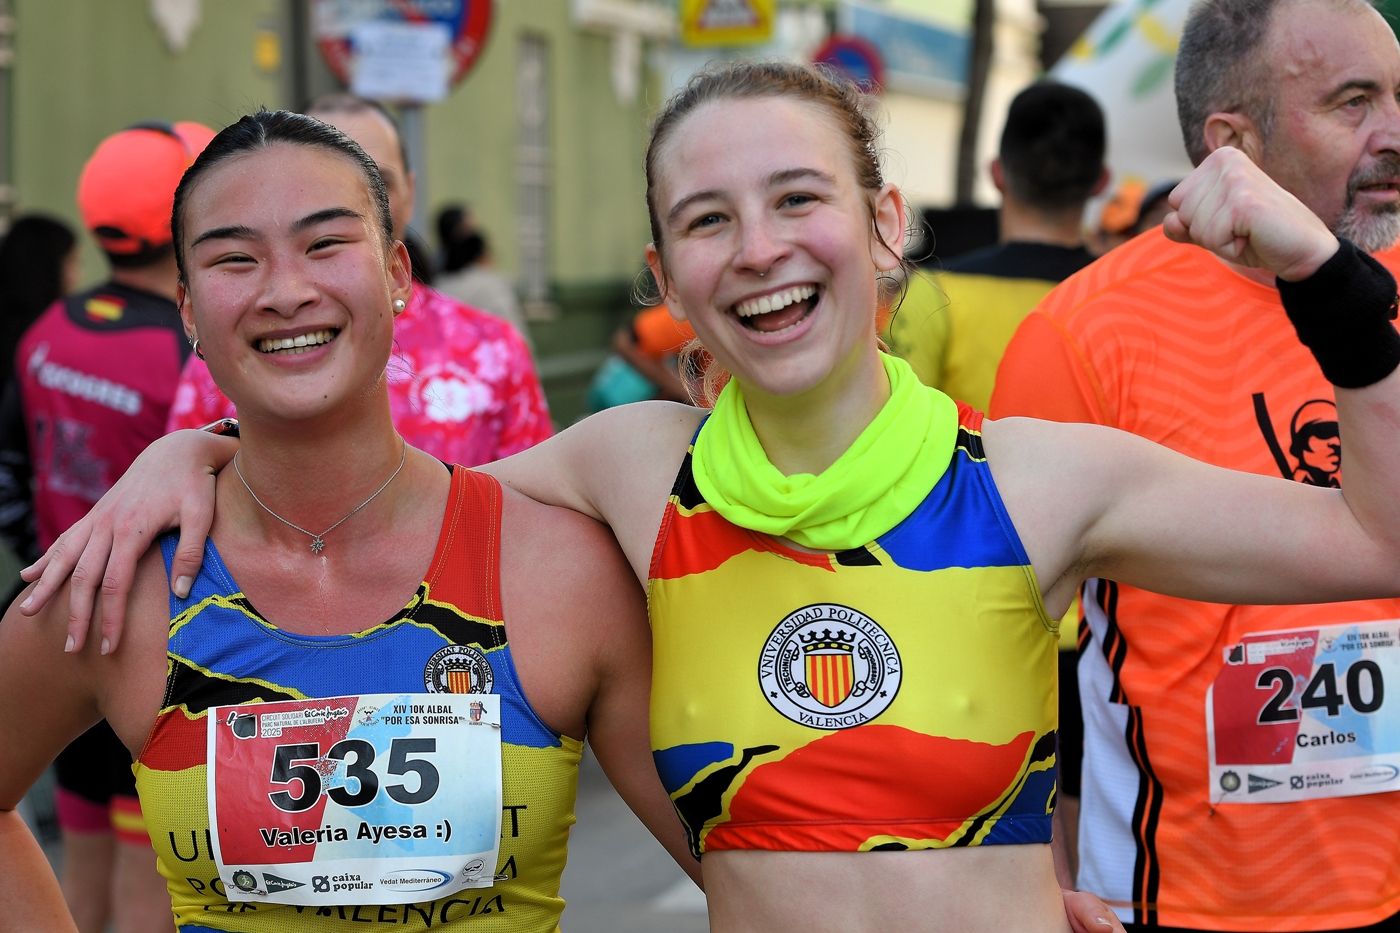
679, 0, 775, 48
812, 35, 885, 92
313, 0, 494, 100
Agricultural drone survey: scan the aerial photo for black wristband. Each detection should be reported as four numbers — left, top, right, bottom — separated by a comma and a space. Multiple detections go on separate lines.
1276, 237, 1400, 388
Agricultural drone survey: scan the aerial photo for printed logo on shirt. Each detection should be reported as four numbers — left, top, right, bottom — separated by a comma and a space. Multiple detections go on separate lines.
423, 645, 495, 694
1252, 393, 1341, 487
758, 603, 902, 730
85, 296, 125, 322
263, 873, 305, 894
25, 342, 143, 416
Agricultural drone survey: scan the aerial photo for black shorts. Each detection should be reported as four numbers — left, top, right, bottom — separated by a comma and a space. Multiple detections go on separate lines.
52, 720, 137, 803
1058, 647, 1084, 798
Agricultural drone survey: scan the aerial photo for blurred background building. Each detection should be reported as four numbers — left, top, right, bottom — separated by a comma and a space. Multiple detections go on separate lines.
0, 0, 1049, 422
2, 0, 1397, 422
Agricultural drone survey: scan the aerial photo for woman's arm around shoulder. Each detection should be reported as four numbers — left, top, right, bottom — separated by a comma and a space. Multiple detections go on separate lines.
483, 400, 706, 583
578, 527, 703, 887
986, 403, 1400, 614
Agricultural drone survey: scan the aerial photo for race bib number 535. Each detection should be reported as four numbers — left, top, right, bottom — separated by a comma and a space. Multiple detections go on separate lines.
208, 693, 502, 905
1207, 622, 1399, 803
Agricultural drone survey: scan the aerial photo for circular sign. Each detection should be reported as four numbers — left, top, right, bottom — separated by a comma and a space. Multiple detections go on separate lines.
313, 0, 494, 89
812, 35, 885, 92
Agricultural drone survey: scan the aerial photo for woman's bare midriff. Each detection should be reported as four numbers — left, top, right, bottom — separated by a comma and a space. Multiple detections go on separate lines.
702, 845, 1071, 933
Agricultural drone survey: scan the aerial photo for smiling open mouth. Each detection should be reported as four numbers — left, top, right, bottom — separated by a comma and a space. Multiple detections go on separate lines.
734, 285, 819, 333
256, 328, 340, 355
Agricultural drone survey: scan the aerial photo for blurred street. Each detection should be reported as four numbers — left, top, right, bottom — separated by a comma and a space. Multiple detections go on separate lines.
558, 749, 708, 932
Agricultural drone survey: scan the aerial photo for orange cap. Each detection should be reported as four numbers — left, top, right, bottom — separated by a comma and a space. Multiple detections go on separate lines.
76, 121, 215, 255
1098, 179, 1147, 236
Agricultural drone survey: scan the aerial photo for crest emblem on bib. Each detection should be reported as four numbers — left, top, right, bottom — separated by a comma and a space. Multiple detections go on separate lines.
758, 603, 901, 729
424, 645, 495, 694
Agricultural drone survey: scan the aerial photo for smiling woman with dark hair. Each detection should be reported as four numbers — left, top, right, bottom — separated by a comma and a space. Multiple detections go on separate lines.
0, 110, 693, 931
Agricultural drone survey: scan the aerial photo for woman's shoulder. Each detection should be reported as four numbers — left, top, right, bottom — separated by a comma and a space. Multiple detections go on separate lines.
587, 398, 707, 439
495, 480, 637, 597
487, 400, 702, 501
590, 400, 706, 477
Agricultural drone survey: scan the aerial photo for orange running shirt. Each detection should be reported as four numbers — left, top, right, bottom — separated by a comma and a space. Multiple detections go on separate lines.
991, 228, 1400, 931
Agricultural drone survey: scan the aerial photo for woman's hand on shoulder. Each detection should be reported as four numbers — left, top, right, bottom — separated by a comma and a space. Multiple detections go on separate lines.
19, 429, 236, 654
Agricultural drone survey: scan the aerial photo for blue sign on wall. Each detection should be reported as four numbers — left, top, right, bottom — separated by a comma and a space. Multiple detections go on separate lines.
842, 2, 968, 96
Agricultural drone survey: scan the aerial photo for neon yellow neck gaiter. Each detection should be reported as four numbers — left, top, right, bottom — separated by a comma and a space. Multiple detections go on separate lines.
690, 353, 959, 551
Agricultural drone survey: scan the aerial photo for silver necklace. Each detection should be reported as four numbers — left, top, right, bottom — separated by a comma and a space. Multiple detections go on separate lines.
233, 443, 408, 554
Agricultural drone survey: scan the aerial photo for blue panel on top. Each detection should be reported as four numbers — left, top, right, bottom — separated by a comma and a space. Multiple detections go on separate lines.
653, 742, 736, 796
876, 450, 1030, 571
160, 535, 560, 749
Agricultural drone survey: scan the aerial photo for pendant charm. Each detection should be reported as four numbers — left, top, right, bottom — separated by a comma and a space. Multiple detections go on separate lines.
310, 537, 326, 554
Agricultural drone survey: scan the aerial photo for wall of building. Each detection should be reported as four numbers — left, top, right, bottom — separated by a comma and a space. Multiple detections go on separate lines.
10, 0, 288, 282
416, 2, 655, 289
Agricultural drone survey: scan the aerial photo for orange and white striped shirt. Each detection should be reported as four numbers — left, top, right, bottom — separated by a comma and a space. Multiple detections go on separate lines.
991, 228, 1400, 931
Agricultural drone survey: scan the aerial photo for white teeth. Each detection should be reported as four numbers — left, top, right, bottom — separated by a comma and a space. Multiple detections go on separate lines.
257, 329, 336, 354
735, 285, 817, 318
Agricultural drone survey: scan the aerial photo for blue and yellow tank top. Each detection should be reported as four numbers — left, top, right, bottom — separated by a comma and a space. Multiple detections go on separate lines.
133, 467, 582, 931
647, 405, 1058, 857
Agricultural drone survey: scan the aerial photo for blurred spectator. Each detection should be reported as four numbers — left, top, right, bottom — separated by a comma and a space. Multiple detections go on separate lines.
887, 80, 1106, 412
1090, 177, 1181, 253
991, 0, 1400, 928
435, 204, 530, 350
0, 215, 77, 576
402, 229, 437, 286
167, 96, 553, 464
1130, 178, 1181, 236
0, 215, 77, 387
1088, 178, 1146, 255
1, 120, 214, 933
588, 304, 696, 410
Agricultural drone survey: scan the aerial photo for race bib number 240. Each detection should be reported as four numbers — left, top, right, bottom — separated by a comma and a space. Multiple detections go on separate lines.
1207, 622, 1399, 803
208, 693, 502, 906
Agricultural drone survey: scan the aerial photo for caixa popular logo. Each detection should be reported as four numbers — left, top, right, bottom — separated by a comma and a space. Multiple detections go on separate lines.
758, 603, 901, 729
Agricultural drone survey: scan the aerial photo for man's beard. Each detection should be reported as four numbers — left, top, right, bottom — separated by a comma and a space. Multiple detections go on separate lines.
1336, 160, 1400, 252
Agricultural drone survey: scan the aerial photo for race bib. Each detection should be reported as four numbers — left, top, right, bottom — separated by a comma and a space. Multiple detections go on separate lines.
208, 693, 502, 905
1207, 621, 1399, 803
